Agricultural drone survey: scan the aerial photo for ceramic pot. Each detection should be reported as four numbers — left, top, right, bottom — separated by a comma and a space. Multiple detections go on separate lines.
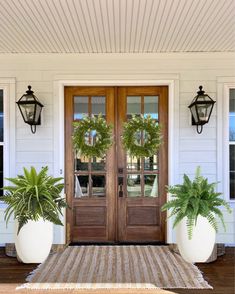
15, 219, 53, 263
176, 215, 216, 263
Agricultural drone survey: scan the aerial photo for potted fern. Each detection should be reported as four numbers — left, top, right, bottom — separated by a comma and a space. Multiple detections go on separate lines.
161, 167, 232, 263
0, 166, 67, 263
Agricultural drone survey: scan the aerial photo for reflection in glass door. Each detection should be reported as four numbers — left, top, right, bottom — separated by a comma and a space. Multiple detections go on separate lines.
126, 95, 159, 198
74, 96, 106, 198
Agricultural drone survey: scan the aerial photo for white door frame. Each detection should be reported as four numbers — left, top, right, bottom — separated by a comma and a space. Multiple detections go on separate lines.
0, 78, 16, 244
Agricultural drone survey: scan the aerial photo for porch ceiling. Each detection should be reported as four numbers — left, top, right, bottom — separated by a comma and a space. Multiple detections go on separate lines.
0, 0, 234, 54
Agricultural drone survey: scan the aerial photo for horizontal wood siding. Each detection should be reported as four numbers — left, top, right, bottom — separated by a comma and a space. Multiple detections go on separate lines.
0, 52, 234, 244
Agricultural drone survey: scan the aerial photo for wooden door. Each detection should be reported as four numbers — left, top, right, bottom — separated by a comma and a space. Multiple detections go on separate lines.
65, 87, 116, 243
65, 86, 168, 243
117, 87, 168, 242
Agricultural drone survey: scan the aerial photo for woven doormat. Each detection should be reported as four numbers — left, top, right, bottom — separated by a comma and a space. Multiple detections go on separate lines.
19, 246, 212, 290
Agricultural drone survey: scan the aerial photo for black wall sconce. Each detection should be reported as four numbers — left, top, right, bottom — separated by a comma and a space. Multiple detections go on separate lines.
16, 85, 44, 134
188, 86, 215, 134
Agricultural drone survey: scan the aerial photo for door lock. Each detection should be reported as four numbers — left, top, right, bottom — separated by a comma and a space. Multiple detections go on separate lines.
118, 168, 124, 174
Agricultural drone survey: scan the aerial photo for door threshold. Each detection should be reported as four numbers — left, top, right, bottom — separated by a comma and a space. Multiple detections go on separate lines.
69, 241, 166, 246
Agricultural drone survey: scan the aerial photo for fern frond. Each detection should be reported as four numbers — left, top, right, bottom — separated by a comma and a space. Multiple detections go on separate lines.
173, 212, 185, 228
211, 207, 226, 231
186, 216, 195, 240
206, 212, 218, 232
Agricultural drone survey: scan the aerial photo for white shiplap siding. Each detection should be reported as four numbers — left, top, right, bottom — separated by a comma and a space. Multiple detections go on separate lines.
0, 52, 234, 244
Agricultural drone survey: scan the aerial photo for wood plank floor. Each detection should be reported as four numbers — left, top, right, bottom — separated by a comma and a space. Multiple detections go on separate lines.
0, 247, 234, 294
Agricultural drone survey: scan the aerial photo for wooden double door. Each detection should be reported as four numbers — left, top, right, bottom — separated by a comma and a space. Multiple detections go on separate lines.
65, 86, 168, 243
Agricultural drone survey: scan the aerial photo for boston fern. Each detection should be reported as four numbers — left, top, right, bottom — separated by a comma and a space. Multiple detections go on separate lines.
0, 166, 67, 234
161, 167, 232, 240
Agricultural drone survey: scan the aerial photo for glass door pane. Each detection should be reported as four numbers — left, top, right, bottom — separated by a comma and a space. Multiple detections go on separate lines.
144, 96, 158, 120
230, 145, 235, 199
144, 174, 158, 197
125, 95, 159, 198
74, 96, 88, 120
74, 96, 107, 198
127, 174, 141, 197
230, 89, 235, 141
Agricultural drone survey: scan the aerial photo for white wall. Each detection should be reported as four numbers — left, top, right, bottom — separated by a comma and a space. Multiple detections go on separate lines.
0, 52, 234, 244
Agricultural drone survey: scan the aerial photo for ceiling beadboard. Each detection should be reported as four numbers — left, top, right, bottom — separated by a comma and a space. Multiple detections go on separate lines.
0, 0, 234, 53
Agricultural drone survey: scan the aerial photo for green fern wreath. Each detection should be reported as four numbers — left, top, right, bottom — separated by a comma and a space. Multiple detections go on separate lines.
73, 114, 113, 158
122, 115, 162, 158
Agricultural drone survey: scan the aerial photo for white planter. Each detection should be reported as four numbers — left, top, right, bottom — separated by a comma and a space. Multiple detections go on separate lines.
176, 216, 216, 263
15, 219, 53, 263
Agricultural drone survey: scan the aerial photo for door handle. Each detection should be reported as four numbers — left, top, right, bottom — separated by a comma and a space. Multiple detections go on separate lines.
118, 183, 124, 197
118, 176, 124, 197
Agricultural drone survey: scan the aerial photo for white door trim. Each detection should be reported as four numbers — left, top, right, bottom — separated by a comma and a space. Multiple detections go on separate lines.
53, 77, 180, 244
0, 78, 16, 181
0, 78, 16, 244
217, 77, 235, 205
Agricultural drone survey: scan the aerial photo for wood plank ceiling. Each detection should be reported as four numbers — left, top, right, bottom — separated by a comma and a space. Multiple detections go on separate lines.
0, 0, 234, 53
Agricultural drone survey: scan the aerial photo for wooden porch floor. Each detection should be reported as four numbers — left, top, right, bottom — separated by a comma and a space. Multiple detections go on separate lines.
0, 247, 234, 294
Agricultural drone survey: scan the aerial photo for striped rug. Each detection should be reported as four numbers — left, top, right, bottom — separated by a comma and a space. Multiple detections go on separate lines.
20, 246, 212, 290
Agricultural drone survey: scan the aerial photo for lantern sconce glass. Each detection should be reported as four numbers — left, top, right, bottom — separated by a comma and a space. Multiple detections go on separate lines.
188, 86, 216, 134
16, 85, 44, 134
